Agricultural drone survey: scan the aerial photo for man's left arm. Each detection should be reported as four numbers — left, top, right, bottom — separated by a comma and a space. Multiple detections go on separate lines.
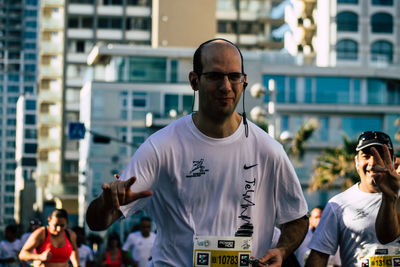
257, 215, 309, 267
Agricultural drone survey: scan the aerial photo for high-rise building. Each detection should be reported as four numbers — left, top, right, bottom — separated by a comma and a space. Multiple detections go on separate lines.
285, 0, 400, 67
0, 0, 39, 228
15, 94, 38, 230
37, 0, 290, 223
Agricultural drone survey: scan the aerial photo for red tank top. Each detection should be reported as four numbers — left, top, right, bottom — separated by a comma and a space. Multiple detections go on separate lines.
104, 249, 122, 267
37, 227, 73, 263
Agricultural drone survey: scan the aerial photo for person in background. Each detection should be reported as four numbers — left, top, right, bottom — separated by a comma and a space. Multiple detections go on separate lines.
86, 38, 308, 267
20, 219, 42, 267
72, 226, 95, 267
122, 217, 156, 267
0, 224, 22, 267
101, 232, 130, 267
305, 131, 398, 267
19, 208, 80, 267
295, 207, 341, 267
375, 151, 400, 243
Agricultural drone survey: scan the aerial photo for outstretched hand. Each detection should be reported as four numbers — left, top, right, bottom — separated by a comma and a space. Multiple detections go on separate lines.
102, 175, 153, 209
371, 146, 400, 199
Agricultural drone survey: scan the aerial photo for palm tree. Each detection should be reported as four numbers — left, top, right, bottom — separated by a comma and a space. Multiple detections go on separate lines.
308, 134, 359, 192
277, 119, 319, 163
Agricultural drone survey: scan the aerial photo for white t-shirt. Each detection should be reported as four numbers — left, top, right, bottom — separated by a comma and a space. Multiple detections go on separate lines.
309, 183, 399, 267
120, 114, 308, 266
78, 244, 94, 267
122, 232, 156, 267
0, 239, 22, 267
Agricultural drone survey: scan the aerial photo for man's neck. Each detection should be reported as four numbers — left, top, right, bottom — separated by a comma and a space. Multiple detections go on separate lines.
192, 112, 242, 138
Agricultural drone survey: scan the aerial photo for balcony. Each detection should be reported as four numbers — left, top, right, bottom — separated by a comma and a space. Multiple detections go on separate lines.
42, 0, 64, 5
41, 41, 64, 54
41, 18, 64, 30
38, 136, 61, 149
40, 65, 62, 77
39, 113, 62, 125
39, 89, 62, 102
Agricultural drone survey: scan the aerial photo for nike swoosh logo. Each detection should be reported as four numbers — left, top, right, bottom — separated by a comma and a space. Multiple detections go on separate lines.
244, 164, 258, 170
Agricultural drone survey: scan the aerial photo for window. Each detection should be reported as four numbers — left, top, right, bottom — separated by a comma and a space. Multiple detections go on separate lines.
315, 77, 350, 104
371, 40, 393, 63
7, 86, 19, 93
342, 117, 381, 138
24, 43, 36, 49
165, 94, 179, 115
68, 17, 79, 28
371, 13, 393, 33
372, 0, 393, 5
7, 119, 16, 126
82, 17, 93, 28
337, 39, 358, 60
337, 11, 358, 32
24, 143, 37, 153
25, 129, 37, 139
338, 0, 358, 3
25, 100, 36, 110
132, 92, 147, 109
24, 64, 36, 72
25, 114, 36, 124
367, 79, 386, 104
76, 41, 85, 53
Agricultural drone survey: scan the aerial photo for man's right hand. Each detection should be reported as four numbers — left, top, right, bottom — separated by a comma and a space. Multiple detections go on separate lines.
102, 175, 153, 210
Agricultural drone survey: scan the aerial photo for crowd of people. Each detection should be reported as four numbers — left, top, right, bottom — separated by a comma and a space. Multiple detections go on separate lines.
1, 38, 399, 267
0, 210, 156, 267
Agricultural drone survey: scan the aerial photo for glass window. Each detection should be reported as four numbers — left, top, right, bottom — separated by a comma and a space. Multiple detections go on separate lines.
25, 100, 36, 110
338, 0, 358, 3
132, 92, 147, 109
305, 77, 312, 103
336, 39, 358, 60
371, 13, 393, 33
8, 74, 19, 82
371, 40, 393, 63
353, 79, 361, 104
25, 129, 37, 139
7, 86, 19, 93
289, 77, 296, 103
128, 57, 167, 83
263, 75, 285, 103
68, 17, 79, 28
82, 17, 93, 28
170, 60, 178, 83
342, 117, 381, 138
280, 115, 289, 132
315, 77, 350, 104
165, 94, 179, 115
183, 95, 193, 113
337, 11, 358, 32
372, 0, 393, 5
25, 114, 36, 124
24, 143, 37, 154
367, 79, 386, 104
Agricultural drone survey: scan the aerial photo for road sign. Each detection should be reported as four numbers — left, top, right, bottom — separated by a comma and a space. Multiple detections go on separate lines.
68, 122, 86, 140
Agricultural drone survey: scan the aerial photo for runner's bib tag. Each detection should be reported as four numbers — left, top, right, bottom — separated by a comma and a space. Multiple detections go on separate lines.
193, 236, 252, 267
358, 245, 400, 267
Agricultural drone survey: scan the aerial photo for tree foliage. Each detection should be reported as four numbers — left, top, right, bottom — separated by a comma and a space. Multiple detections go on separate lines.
308, 135, 359, 192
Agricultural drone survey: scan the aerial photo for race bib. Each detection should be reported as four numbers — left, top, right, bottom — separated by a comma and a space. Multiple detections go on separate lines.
358, 245, 400, 267
193, 236, 252, 267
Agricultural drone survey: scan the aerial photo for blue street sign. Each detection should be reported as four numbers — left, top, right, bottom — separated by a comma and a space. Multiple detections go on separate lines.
68, 122, 86, 140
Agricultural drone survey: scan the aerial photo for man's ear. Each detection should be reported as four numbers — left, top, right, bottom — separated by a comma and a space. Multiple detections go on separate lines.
189, 72, 199, 91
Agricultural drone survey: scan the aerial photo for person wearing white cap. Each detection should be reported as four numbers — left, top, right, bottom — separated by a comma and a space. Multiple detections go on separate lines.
305, 131, 399, 267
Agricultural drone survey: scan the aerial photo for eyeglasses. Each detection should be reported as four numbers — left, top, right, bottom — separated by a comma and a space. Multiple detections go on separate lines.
199, 72, 246, 84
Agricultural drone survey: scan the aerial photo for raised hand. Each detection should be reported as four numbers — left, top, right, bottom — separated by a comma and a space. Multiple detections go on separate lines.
38, 249, 52, 262
101, 175, 153, 210
371, 145, 400, 199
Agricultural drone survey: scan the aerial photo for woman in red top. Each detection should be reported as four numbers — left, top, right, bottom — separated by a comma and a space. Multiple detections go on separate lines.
19, 208, 80, 267
102, 232, 130, 267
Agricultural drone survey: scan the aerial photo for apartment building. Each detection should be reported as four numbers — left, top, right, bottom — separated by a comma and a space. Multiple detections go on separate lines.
285, 0, 400, 67
0, 0, 39, 228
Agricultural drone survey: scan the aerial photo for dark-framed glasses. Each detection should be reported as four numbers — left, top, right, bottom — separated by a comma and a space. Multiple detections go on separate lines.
200, 72, 246, 84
